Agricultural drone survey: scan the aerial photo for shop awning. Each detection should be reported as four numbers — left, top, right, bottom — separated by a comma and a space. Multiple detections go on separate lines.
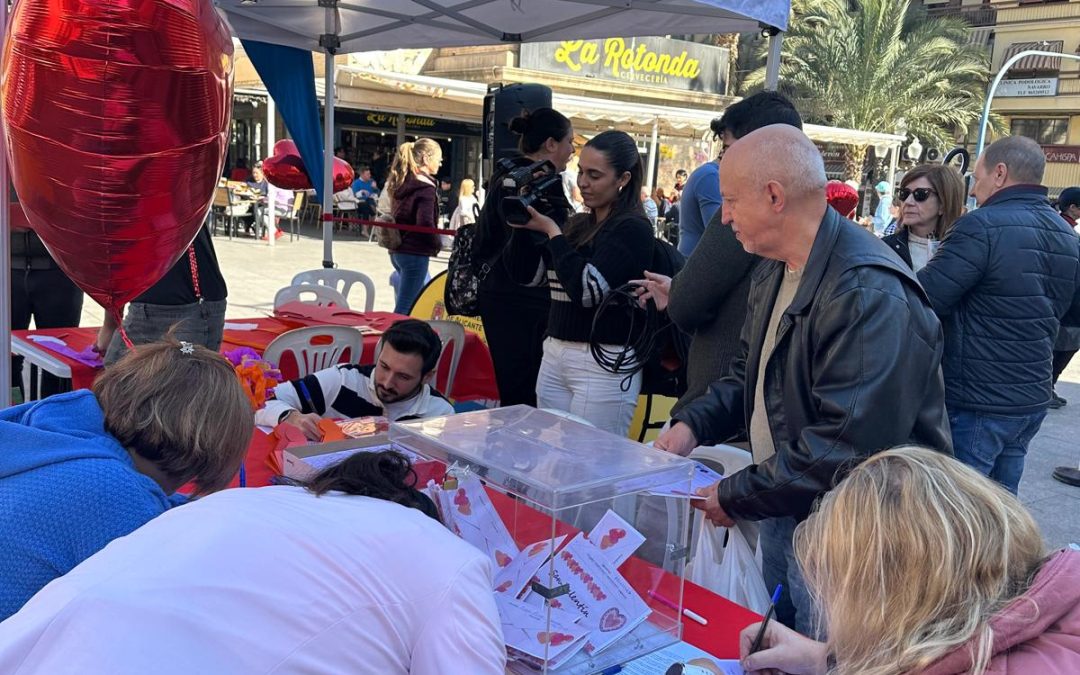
1002, 40, 1064, 73
333, 67, 906, 148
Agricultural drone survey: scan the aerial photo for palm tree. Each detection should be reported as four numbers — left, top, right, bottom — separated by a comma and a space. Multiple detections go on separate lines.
744, 0, 992, 180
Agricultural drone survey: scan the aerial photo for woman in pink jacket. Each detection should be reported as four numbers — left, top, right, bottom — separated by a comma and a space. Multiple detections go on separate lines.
737, 446, 1080, 675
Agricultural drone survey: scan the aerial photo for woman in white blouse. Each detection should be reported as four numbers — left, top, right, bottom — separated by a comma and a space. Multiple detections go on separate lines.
882, 165, 966, 272
0, 451, 506, 675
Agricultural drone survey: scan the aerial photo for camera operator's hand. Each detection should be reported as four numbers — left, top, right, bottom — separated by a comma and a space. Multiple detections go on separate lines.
512, 206, 561, 239
631, 271, 672, 311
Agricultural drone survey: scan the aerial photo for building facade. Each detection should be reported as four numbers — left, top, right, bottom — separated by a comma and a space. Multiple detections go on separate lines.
988, 0, 1080, 195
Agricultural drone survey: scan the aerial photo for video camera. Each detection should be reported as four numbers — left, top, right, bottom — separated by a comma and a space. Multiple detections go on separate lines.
497, 158, 572, 225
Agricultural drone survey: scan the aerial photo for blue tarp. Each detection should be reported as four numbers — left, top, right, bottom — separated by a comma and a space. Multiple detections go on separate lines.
241, 40, 326, 205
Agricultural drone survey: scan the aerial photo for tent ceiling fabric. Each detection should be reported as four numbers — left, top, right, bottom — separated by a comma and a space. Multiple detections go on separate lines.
216, 0, 789, 54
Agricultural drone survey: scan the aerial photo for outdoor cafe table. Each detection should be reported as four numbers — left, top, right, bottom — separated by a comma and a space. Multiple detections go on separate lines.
237, 425, 761, 662
10, 302, 499, 402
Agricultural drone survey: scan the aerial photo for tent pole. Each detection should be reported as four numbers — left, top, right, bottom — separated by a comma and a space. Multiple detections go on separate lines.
646, 117, 659, 193
266, 95, 277, 247
764, 29, 783, 92
1, 0, 11, 407
888, 143, 899, 189
322, 52, 335, 269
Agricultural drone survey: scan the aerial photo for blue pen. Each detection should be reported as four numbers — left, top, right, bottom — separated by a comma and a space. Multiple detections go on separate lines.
749, 584, 783, 654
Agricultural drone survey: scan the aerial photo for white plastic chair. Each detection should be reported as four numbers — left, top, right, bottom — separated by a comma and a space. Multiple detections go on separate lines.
262, 325, 364, 379
689, 443, 754, 477
291, 269, 376, 312
426, 320, 465, 398
273, 283, 349, 310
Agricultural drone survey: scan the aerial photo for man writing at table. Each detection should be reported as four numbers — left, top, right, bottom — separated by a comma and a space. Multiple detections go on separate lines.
653, 125, 951, 635
255, 319, 453, 439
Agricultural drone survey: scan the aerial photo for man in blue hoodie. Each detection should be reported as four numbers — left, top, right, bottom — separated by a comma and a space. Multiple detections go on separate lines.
0, 339, 252, 619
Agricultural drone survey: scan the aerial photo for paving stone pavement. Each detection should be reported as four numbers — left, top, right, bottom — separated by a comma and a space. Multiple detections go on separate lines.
75, 226, 1080, 550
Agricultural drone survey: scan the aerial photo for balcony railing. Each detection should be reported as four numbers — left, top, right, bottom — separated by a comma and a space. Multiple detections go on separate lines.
925, 5, 998, 27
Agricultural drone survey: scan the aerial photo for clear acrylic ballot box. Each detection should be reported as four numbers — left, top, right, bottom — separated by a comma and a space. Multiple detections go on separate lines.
390, 406, 695, 674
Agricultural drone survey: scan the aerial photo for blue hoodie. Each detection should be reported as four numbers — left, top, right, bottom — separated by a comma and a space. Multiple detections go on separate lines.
0, 390, 184, 620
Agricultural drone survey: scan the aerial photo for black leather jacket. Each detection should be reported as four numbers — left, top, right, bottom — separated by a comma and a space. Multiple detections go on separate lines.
673, 207, 952, 521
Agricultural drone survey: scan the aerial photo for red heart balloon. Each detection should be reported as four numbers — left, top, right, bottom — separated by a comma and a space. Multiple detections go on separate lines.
263, 139, 355, 193
1, 0, 233, 315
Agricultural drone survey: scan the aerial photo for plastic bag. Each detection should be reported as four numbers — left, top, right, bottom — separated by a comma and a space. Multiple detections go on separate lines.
685, 513, 771, 614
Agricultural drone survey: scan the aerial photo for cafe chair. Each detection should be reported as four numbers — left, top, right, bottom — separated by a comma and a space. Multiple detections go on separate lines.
291, 269, 375, 312
273, 283, 349, 310
280, 192, 306, 242
211, 186, 248, 239
263, 325, 363, 379
426, 320, 464, 398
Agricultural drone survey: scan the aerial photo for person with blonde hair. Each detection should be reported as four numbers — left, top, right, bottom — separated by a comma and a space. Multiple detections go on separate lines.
739, 446, 1080, 675
385, 138, 443, 314
449, 177, 479, 230
882, 164, 966, 271
0, 337, 253, 620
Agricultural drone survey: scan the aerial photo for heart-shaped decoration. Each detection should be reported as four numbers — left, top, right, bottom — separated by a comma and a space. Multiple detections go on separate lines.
494, 580, 512, 593
1, 0, 233, 314
495, 550, 512, 567
538, 631, 575, 647
452, 488, 472, 516
263, 138, 354, 192
599, 607, 627, 632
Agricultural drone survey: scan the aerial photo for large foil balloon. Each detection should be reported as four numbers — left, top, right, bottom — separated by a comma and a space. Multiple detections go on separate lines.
264, 139, 355, 193
1, 0, 233, 315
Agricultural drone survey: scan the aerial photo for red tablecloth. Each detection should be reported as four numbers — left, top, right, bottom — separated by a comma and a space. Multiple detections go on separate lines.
12, 303, 498, 401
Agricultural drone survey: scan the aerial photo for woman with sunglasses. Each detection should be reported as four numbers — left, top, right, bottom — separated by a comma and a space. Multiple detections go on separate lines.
882, 165, 966, 271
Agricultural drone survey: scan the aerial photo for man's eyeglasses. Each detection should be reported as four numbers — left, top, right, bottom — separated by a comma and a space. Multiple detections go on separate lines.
896, 187, 937, 203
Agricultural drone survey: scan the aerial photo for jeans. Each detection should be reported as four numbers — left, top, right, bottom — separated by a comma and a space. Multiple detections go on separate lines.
104, 299, 227, 366
949, 407, 1047, 495
535, 337, 641, 436
759, 516, 817, 637
389, 253, 429, 315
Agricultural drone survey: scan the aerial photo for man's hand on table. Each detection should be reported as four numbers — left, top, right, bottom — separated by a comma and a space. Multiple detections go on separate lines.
691, 482, 735, 528
281, 411, 324, 441
738, 620, 828, 675
654, 421, 697, 457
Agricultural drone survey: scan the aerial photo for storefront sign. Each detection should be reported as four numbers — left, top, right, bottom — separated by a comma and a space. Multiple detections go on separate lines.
1043, 145, 1080, 164
997, 78, 1058, 97
814, 142, 849, 178
520, 37, 728, 95
335, 108, 479, 137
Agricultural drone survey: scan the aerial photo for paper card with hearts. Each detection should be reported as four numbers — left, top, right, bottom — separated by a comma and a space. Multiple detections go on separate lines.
498, 597, 589, 663
493, 535, 568, 598
586, 509, 646, 567
549, 533, 651, 655
444, 475, 520, 570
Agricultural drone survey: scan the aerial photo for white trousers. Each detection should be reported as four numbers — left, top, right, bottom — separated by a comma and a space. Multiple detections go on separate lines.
536, 337, 642, 437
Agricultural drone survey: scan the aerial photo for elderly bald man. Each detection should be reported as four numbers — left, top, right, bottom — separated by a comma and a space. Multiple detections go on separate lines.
654, 125, 951, 634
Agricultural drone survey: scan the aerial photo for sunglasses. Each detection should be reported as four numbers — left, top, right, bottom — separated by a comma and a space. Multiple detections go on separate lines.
896, 187, 937, 203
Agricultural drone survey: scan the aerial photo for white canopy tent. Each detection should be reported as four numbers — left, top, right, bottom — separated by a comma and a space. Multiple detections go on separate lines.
0, 0, 792, 405
214, 0, 791, 270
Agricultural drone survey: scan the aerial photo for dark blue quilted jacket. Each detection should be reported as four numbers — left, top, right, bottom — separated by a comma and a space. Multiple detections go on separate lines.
918, 185, 1080, 413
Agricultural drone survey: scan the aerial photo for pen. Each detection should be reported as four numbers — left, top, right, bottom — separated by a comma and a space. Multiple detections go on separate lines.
749, 584, 784, 654
646, 590, 708, 626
